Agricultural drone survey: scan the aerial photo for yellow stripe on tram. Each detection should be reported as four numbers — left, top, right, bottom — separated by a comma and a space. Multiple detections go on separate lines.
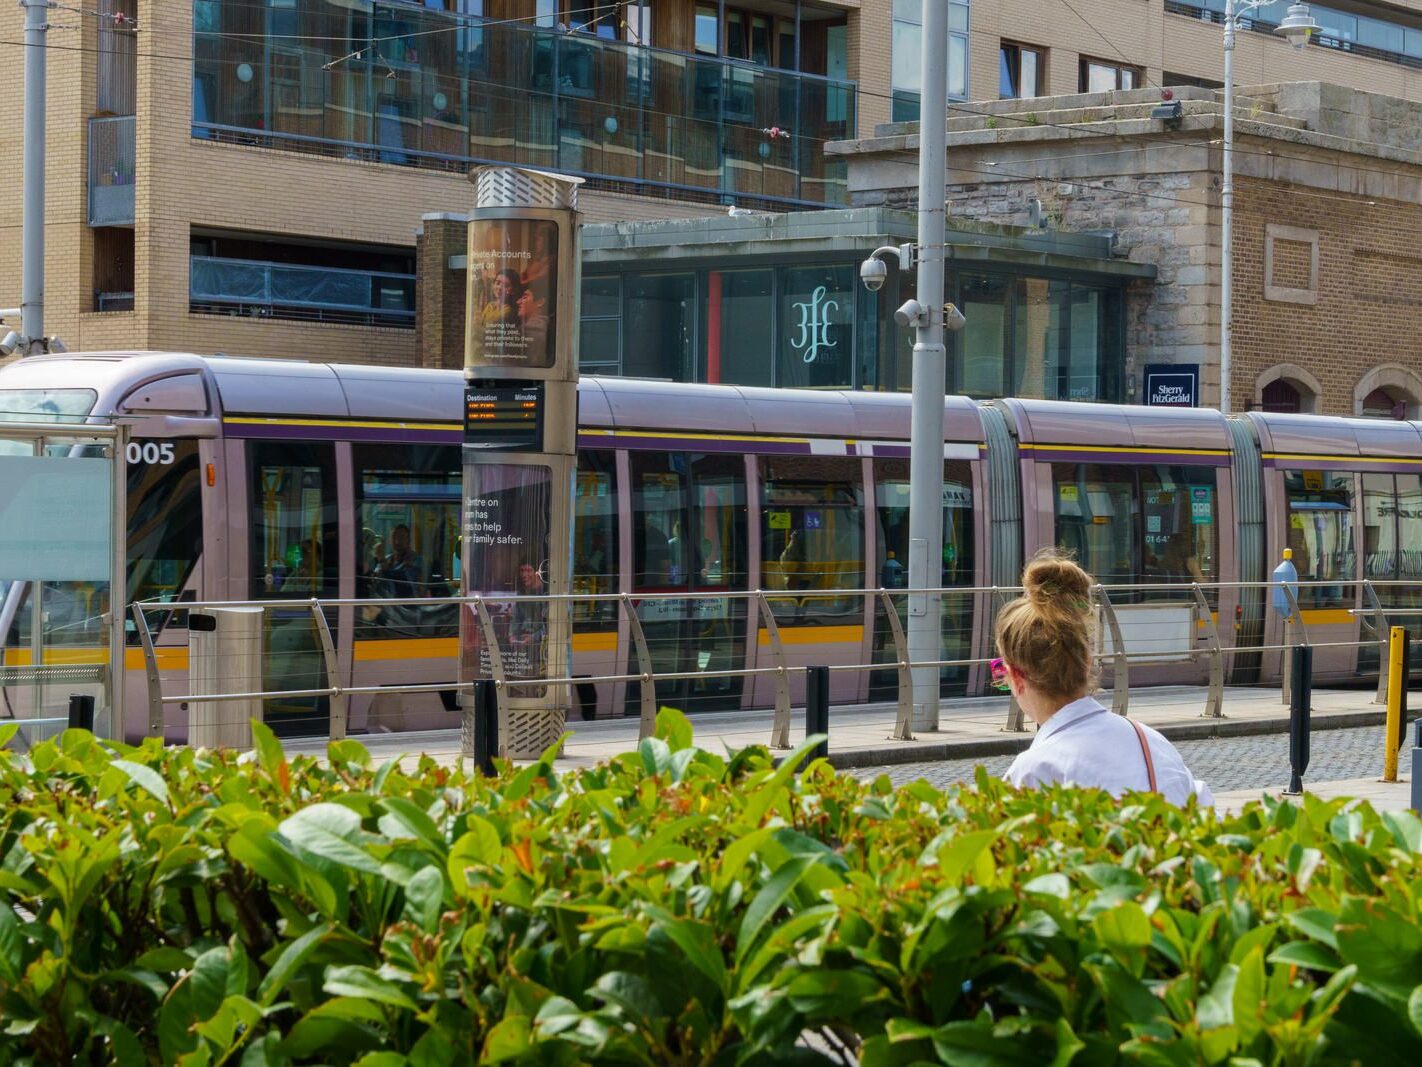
353, 638, 459, 662
757, 624, 864, 647
4, 647, 188, 670
1299, 608, 1357, 626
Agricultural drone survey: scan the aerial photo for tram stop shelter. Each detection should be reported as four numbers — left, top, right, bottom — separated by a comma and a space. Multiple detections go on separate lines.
0, 420, 127, 746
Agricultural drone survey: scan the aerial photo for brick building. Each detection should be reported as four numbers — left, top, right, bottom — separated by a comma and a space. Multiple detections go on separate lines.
9, 1, 1422, 368
833, 81, 1422, 416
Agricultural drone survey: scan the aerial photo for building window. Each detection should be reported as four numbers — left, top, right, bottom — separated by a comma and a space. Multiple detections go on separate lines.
1261, 379, 1303, 413
1263, 224, 1319, 305
189, 231, 415, 327
892, 0, 970, 120
695, 4, 718, 54
999, 42, 1044, 99
579, 276, 622, 374
1163, 71, 1222, 90
1362, 387, 1408, 420
1080, 57, 1141, 92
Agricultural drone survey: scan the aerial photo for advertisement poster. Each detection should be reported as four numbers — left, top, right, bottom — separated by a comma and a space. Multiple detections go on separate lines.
466, 218, 558, 370
461, 462, 552, 696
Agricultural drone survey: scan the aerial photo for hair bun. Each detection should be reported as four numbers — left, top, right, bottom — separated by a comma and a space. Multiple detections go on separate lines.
1022, 552, 1092, 613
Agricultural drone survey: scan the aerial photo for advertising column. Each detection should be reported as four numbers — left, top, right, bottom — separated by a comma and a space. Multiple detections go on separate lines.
462, 167, 582, 759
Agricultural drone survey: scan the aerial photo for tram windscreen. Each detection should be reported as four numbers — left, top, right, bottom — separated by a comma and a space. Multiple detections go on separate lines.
0, 390, 97, 455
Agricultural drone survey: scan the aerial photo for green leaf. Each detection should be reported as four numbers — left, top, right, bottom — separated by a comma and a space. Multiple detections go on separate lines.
327, 738, 372, 768
1092, 901, 1152, 976
1408, 985, 1422, 1037
1023, 873, 1071, 898
250, 720, 285, 779
190, 945, 230, 1022
593, 971, 665, 1030
1383, 811, 1422, 854
257, 923, 332, 1006
1197, 963, 1237, 1032
1285, 908, 1339, 950
135, 947, 195, 972
482, 1015, 532, 1063
448, 817, 502, 895
937, 830, 998, 885
111, 758, 170, 805
0, 896, 22, 985
1233, 946, 1265, 1044
737, 854, 818, 965
712, 826, 774, 893
279, 803, 381, 874
639, 736, 671, 776
1269, 939, 1341, 972
656, 706, 694, 751
403, 865, 445, 930
323, 965, 419, 1011
784, 968, 883, 1017
644, 905, 727, 991
377, 797, 443, 849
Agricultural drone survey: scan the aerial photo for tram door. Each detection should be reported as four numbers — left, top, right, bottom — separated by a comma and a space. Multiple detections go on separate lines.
1361, 473, 1422, 674
248, 442, 338, 736
627, 452, 747, 715
1282, 469, 1359, 680
870, 459, 976, 701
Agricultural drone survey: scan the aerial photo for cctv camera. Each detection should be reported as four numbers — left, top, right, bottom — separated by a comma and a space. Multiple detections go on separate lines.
859, 257, 888, 293
0, 331, 19, 357
893, 299, 925, 328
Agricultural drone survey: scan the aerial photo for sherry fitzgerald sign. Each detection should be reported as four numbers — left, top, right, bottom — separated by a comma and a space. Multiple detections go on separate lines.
1144, 364, 1199, 408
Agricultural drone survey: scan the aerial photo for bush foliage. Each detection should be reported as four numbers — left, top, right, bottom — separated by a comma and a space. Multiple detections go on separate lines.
0, 712, 1420, 1065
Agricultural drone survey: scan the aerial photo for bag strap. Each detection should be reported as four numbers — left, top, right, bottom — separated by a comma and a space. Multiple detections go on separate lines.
1128, 718, 1158, 793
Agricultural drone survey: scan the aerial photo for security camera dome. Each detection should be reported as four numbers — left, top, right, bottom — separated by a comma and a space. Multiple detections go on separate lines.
859, 257, 889, 292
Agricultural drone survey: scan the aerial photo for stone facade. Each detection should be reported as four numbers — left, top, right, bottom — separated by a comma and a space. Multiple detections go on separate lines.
831, 82, 1422, 415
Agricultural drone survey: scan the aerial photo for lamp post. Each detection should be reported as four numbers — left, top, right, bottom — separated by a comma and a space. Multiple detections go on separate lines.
859, 2, 967, 732
1220, 1, 1317, 412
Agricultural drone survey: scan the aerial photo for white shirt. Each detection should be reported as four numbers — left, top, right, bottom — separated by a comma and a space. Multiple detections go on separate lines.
1004, 696, 1214, 808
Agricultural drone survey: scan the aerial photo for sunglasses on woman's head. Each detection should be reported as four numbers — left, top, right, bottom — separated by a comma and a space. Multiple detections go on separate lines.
989, 657, 1011, 692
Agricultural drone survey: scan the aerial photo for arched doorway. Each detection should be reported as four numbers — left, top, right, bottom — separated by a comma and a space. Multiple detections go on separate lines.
1361, 387, 1407, 420
1261, 378, 1303, 413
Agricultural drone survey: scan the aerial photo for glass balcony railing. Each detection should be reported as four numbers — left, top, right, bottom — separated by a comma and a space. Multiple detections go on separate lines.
191, 0, 855, 207
88, 115, 135, 227
189, 256, 416, 328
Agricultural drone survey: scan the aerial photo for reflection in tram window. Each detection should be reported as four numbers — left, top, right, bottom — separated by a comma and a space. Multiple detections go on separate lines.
248, 441, 339, 733
871, 459, 975, 698
353, 445, 461, 640
628, 452, 748, 714
1052, 463, 1218, 596
1362, 474, 1422, 610
573, 450, 617, 627
125, 439, 203, 640
1285, 470, 1356, 609
761, 456, 863, 619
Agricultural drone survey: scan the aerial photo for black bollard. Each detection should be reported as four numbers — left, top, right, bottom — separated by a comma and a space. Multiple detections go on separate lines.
67, 693, 95, 732
1287, 644, 1313, 795
473, 678, 498, 777
1396, 632, 1412, 757
806, 665, 830, 763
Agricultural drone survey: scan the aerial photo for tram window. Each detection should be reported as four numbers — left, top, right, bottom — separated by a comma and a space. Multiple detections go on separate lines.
1053, 464, 1136, 585
874, 459, 975, 587
574, 450, 617, 625
127, 439, 203, 639
1284, 470, 1355, 609
632, 456, 687, 590
690, 454, 747, 590
761, 456, 863, 617
249, 442, 339, 599
354, 444, 461, 640
1139, 466, 1217, 590
1363, 473, 1422, 608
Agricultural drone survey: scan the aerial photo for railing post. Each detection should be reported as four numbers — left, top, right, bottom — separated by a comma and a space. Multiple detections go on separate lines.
1363, 581, 1389, 704
1192, 583, 1225, 719
463, 677, 498, 776
1093, 587, 1129, 717
67, 693, 94, 731
756, 592, 792, 749
1285, 643, 1312, 795
805, 665, 829, 762
1384, 626, 1408, 783
308, 600, 346, 741
878, 590, 914, 741
131, 603, 164, 740
620, 593, 657, 741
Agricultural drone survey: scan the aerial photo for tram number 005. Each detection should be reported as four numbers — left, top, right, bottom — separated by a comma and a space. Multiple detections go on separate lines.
126, 441, 176, 465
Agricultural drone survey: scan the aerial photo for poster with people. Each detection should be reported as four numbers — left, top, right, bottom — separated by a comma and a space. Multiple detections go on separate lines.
466, 218, 558, 370
460, 461, 553, 696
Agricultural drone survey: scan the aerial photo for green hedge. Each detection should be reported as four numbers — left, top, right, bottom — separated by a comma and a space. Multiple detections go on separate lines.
0, 712, 1420, 1065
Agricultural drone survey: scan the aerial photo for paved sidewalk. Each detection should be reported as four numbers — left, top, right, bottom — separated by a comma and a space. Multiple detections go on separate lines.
1212, 774, 1415, 815
287, 684, 1391, 772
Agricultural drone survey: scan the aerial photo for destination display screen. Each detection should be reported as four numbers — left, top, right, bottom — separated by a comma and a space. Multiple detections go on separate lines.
463, 381, 543, 451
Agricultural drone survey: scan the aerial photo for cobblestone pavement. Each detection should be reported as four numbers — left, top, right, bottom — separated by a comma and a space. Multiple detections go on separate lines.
851, 725, 1415, 793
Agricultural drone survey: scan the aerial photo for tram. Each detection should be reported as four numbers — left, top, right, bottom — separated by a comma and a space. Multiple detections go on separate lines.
0, 351, 1413, 740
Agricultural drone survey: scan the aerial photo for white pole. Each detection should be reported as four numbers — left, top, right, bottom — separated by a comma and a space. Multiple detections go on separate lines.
20, 0, 48, 351
908, 0, 949, 731
1221, 0, 1236, 414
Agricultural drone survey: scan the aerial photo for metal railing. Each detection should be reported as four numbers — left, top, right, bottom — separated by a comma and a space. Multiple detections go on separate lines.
189, 256, 416, 328
88, 116, 135, 227
130, 577, 1422, 754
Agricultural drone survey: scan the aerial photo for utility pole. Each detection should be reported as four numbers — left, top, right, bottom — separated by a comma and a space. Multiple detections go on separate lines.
905, 0, 949, 731
20, 0, 48, 352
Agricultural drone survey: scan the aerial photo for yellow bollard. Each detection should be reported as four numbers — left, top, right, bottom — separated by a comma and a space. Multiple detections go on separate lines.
1383, 626, 1406, 783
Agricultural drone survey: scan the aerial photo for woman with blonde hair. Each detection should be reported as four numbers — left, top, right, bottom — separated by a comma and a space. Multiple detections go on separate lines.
994, 551, 1213, 806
